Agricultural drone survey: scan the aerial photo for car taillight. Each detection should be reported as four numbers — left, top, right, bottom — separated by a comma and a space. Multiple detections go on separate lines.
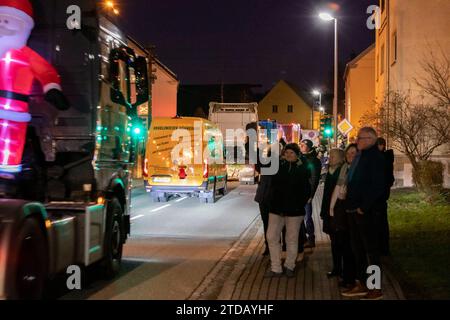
179, 166, 187, 179
203, 159, 209, 178
143, 158, 149, 177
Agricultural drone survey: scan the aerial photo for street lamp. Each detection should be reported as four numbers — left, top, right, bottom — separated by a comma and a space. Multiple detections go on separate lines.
319, 12, 338, 146
312, 90, 322, 130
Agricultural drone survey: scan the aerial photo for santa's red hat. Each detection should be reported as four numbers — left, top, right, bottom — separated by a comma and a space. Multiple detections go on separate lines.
0, 0, 34, 28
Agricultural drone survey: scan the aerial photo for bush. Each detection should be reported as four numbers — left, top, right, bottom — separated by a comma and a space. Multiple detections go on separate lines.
413, 160, 444, 195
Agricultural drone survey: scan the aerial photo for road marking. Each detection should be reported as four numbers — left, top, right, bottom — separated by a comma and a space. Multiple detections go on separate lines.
130, 215, 144, 221
175, 197, 188, 203
151, 204, 171, 212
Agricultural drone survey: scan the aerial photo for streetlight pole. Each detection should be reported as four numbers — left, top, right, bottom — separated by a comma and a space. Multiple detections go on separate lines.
333, 18, 338, 147
319, 12, 339, 147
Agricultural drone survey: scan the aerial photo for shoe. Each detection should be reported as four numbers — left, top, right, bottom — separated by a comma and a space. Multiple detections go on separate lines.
361, 290, 383, 300
304, 240, 316, 248
264, 270, 283, 278
339, 280, 356, 289
262, 247, 270, 256
284, 267, 295, 278
327, 270, 340, 278
341, 283, 369, 298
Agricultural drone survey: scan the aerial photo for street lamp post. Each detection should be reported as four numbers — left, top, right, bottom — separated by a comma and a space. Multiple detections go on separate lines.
319, 12, 338, 147
312, 90, 322, 130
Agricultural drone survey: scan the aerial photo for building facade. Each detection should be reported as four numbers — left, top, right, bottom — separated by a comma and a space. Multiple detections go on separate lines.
258, 80, 318, 130
344, 44, 376, 140
151, 57, 179, 118
374, 0, 450, 187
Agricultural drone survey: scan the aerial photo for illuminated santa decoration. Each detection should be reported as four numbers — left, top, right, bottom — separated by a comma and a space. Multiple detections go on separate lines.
0, 0, 69, 173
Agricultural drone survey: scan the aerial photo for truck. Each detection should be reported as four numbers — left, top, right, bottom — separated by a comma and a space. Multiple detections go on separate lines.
0, 0, 149, 299
278, 123, 302, 144
208, 102, 259, 185
144, 117, 227, 203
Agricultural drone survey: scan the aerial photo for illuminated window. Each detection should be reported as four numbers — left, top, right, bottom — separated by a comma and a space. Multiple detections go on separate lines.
272, 105, 278, 113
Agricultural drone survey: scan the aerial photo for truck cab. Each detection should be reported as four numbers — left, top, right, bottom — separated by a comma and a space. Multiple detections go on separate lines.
0, 0, 149, 299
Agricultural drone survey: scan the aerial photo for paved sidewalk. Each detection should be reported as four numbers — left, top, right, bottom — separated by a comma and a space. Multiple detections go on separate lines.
193, 183, 405, 300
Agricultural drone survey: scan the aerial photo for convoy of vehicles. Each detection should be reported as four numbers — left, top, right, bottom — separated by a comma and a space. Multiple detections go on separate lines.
208, 102, 259, 184
144, 117, 227, 203
0, 0, 149, 299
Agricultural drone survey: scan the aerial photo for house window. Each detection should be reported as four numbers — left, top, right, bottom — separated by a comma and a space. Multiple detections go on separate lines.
272, 105, 278, 113
380, 44, 385, 75
287, 105, 294, 113
376, 54, 380, 80
391, 31, 398, 63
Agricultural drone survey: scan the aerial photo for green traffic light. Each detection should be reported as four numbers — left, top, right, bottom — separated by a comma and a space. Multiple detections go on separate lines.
133, 127, 142, 136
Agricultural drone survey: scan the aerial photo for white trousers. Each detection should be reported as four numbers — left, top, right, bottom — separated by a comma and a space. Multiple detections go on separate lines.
266, 213, 304, 273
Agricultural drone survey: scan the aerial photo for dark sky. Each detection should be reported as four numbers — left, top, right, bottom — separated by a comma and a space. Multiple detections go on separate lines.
120, 0, 377, 93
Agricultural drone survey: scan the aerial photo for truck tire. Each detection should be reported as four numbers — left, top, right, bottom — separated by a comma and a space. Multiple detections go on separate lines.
207, 179, 217, 204
12, 217, 48, 300
102, 198, 124, 279
219, 177, 228, 196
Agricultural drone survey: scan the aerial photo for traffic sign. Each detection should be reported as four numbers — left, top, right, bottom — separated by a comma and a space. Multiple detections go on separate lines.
338, 119, 354, 136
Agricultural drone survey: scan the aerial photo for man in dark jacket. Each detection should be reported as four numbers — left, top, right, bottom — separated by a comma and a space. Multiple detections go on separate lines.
300, 139, 322, 248
377, 138, 395, 256
266, 144, 311, 277
343, 127, 386, 300
255, 146, 275, 256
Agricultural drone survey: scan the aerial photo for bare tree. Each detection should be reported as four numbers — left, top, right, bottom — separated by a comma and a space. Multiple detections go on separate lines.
363, 47, 450, 192
414, 46, 450, 107
379, 92, 450, 172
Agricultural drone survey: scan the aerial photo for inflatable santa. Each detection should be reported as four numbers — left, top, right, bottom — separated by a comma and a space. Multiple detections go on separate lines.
0, 0, 69, 173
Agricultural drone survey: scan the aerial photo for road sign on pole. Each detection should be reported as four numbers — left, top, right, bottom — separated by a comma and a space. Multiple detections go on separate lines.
337, 119, 354, 136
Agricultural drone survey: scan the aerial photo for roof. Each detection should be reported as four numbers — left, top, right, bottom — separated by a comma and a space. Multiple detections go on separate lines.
153, 57, 179, 81
262, 80, 314, 108
344, 43, 375, 80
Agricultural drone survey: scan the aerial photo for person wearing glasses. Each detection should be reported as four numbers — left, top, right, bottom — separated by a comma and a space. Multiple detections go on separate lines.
342, 127, 386, 300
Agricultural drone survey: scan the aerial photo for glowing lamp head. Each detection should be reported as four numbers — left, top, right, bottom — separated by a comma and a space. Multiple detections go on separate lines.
312, 90, 321, 96
319, 12, 335, 21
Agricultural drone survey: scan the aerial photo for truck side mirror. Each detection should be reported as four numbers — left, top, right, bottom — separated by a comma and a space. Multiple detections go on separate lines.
109, 48, 132, 109
132, 56, 149, 109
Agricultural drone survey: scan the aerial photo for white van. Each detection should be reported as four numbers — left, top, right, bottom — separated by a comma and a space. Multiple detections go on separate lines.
208, 102, 259, 184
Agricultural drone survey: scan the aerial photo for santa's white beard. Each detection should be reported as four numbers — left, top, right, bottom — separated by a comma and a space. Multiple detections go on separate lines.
0, 27, 31, 59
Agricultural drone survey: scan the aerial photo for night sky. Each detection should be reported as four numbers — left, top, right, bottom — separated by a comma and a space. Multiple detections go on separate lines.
120, 0, 377, 93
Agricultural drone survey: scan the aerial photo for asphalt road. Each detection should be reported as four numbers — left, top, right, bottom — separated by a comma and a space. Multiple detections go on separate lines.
60, 181, 260, 300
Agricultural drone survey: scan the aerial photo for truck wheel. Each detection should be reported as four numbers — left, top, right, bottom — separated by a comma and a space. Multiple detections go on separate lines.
102, 198, 124, 279
159, 196, 168, 203
219, 177, 228, 196
12, 217, 48, 300
207, 179, 217, 204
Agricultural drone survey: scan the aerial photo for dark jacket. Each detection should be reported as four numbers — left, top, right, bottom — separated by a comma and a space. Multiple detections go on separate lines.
383, 149, 395, 200
346, 144, 386, 214
302, 150, 322, 198
255, 175, 272, 206
269, 158, 311, 217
